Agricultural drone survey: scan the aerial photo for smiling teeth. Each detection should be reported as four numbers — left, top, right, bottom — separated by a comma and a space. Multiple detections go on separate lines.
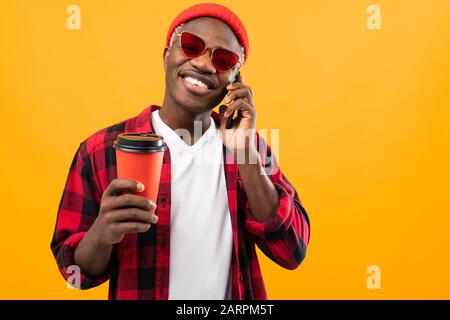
184, 76, 209, 89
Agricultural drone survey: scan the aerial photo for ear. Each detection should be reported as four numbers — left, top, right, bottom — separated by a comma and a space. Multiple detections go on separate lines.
163, 47, 170, 71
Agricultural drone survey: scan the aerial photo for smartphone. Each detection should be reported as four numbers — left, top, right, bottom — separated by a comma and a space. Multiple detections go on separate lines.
225, 71, 241, 129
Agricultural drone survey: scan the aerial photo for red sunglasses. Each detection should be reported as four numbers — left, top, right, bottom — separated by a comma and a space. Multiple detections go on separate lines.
176, 31, 243, 72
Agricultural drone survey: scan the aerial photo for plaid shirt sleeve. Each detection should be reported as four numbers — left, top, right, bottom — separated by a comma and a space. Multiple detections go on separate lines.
50, 141, 117, 289
239, 134, 311, 270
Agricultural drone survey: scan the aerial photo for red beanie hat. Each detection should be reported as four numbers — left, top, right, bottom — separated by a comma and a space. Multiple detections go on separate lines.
166, 3, 249, 63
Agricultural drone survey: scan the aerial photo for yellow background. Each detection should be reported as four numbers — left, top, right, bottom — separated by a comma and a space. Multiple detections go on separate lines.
0, 0, 449, 299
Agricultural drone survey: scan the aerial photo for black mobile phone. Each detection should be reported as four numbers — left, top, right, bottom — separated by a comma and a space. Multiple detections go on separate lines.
225, 71, 241, 129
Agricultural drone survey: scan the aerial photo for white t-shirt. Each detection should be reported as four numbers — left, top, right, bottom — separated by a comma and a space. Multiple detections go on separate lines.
151, 110, 233, 300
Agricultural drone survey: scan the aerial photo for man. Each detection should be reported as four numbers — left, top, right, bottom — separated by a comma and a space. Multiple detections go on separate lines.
51, 3, 310, 300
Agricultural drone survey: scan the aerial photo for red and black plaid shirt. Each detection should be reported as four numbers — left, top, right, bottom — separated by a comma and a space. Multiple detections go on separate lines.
50, 105, 310, 300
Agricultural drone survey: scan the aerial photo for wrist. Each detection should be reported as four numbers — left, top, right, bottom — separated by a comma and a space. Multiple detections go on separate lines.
87, 222, 110, 248
235, 146, 260, 166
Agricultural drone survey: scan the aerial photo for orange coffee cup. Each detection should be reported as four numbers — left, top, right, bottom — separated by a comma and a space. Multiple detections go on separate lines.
113, 133, 168, 202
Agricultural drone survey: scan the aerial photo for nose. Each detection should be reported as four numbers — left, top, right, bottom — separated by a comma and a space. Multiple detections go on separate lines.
189, 48, 216, 73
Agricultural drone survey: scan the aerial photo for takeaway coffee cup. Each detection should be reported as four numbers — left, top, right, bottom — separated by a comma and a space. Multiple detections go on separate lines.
113, 133, 168, 202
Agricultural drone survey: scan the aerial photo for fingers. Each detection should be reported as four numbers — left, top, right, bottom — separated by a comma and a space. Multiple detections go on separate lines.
225, 99, 255, 118
219, 99, 255, 132
226, 78, 252, 93
222, 91, 234, 106
114, 221, 152, 234
223, 88, 253, 106
107, 207, 158, 224
223, 98, 241, 118
226, 79, 247, 90
102, 193, 156, 212
103, 179, 144, 197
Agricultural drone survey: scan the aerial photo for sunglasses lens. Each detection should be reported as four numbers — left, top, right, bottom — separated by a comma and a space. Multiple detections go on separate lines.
180, 32, 240, 72
180, 32, 206, 58
212, 49, 240, 72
